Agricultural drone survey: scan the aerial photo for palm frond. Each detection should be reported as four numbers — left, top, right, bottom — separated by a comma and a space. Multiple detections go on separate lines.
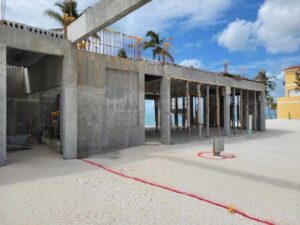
44, 9, 64, 25
163, 51, 174, 63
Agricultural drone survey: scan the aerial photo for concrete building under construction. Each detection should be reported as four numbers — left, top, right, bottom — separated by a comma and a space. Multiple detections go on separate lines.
0, 0, 266, 166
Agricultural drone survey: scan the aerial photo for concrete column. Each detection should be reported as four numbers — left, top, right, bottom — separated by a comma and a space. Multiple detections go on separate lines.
0, 44, 6, 166
223, 86, 231, 136
206, 85, 209, 138
216, 86, 220, 137
61, 43, 78, 159
233, 88, 236, 135
160, 70, 171, 144
246, 90, 250, 132
186, 82, 191, 138
138, 69, 145, 143
254, 91, 257, 131
260, 91, 266, 131
154, 94, 159, 132
240, 89, 243, 132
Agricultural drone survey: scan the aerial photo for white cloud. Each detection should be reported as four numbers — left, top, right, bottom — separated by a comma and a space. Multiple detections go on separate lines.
217, 0, 300, 54
4, 0, 232, 37
256, 0, 300, 53
184, 41, 202, 48
217, 19, 258, 52
113, 0, 233, 36
4, 0, 98, 29
179, 59, 203, 68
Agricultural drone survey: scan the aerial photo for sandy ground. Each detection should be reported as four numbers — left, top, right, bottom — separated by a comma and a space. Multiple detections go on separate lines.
0, 119, 299, 225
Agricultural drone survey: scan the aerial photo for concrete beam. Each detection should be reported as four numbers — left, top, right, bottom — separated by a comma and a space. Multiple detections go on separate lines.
67, 0, 151, 43
61, 43, 78, 159
0, 44, 6, 166
0, 25, 65, 56
166, 65, 264, 92
160, 67, 171, 144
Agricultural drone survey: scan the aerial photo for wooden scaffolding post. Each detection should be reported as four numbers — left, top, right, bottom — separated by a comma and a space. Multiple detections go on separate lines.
175, 95, 179, 130
197, 84, 202, 139
182, 97, 186, 129
240, 89, 243, 133
216, 86, 220, 137
233, 88, 236, 135
254, 91, 257, 131
186, 82, 191, 138
190, 95, 194, 129
246, 90, 249, 131
206, 85, 210, 138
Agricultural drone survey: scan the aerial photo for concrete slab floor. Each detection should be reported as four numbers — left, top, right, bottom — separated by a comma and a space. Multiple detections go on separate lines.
0, 120, 299, 225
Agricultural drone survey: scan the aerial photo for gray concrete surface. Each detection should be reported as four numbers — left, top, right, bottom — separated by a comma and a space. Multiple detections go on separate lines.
27, 55, 62, 93
160, 67, 171, 144
0, 25, 65, 56
77, 51, 144, 156
0, 120, 299, 225
0, 44, 6, 166
61, 43, 78, 159
67, 0, 152, 43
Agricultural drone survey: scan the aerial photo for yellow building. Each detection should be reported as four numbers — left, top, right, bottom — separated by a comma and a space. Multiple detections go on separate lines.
277, 65, 300, 119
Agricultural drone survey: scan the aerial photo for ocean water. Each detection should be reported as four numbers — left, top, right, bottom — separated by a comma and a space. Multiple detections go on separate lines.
145, 115, 183, 127
145, 109, 276, 127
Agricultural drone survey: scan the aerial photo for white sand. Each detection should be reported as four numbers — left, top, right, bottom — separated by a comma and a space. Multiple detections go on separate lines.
0, 119, 299, 225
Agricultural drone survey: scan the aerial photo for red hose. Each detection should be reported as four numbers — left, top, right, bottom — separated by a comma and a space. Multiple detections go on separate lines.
81, 159, 277, 225
197, 151, 236, 160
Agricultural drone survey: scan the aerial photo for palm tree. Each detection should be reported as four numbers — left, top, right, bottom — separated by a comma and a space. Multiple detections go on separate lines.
271, 101, 277, 118
266, 96, 274, 119
45, 0, 79, 37
255, 70, 277, 96
255, 70, 277, 119
143, 31, 174, 64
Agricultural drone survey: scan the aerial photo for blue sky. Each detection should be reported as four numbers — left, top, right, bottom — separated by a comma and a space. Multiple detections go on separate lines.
4, 0, 300, 99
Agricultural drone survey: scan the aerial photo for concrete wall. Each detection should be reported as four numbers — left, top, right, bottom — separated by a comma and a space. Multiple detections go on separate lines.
7, 65, 61, 137
27, 55, 62, 93
0, 25, 65, 56
7, 67, 40, 136
277, 96, 300, 119
77, 51, 144, 156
